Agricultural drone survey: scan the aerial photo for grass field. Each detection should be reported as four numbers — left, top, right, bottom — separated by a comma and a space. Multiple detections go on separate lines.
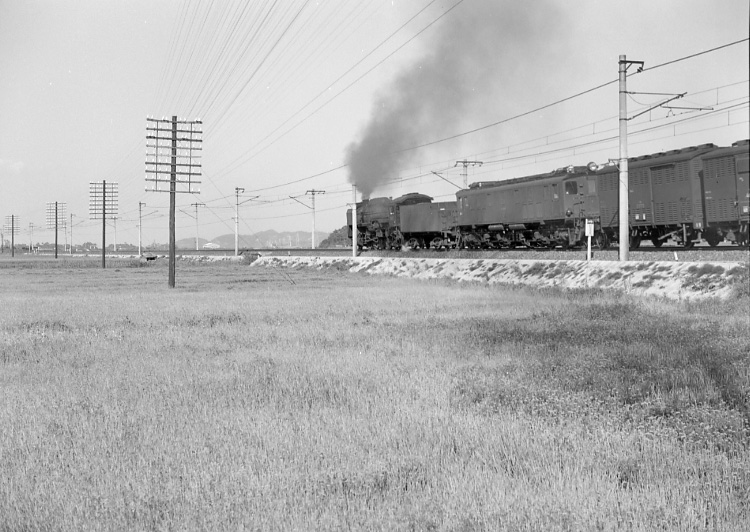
1, 259, 748, 531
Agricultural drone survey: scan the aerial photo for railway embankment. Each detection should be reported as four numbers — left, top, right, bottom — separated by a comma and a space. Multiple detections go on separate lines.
253, 255, 749, 300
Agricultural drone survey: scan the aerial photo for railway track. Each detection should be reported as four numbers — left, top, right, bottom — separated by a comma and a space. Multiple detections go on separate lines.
252, 245, 748, 263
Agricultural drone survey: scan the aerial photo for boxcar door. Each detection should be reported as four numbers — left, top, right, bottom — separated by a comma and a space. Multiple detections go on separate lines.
737, 155, 750, 222
704, 156, 740, 226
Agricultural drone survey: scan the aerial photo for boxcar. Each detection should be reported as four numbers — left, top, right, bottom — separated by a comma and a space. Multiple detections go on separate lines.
699, 140, 749, 246
596, 144, 718, 247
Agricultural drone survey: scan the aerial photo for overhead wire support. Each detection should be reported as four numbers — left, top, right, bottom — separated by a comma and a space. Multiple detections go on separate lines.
431, 170, 462, 189
455, 160, 483, 188
234, 187, 259, 256
627, 92, 686, 121
191, 202, 205, 250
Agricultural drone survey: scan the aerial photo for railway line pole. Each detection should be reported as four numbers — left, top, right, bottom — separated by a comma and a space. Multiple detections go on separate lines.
306, 189, 325, 249
619, 55, 643, 261
191, 202, 205, 250
235, 187, 244, 256
138, 202, 145, 256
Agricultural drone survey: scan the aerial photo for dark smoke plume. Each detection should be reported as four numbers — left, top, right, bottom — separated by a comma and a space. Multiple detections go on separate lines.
346, 0, 561, 198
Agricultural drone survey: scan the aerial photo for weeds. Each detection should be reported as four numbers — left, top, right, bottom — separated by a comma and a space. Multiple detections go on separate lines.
0, 264, 748, 531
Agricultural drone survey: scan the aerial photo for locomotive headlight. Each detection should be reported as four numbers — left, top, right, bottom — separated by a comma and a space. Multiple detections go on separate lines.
566, 209, 573, 217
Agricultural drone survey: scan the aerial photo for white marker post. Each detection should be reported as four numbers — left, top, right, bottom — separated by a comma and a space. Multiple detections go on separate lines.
352, 185, 357, 258
585, 219, 594, 261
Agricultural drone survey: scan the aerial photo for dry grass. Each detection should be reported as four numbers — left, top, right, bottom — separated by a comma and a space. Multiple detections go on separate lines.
1, 260, 748, 531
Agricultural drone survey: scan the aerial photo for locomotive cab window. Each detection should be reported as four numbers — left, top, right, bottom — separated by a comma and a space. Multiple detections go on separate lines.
565, 181, 578, 195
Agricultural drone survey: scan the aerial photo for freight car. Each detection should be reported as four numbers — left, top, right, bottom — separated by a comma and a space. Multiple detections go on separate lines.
400, 201, 458, 249
700, 140, 749, 246
593, 141, 749, 247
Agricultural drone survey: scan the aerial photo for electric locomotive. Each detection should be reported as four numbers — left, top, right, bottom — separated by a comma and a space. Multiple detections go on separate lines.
455, 165, 604, 249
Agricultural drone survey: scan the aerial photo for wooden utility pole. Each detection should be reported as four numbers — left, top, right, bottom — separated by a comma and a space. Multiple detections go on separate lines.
89, 181, 117, 268
145, 116, 202, 287
3, 216, 19, 257
102, 183, 107, 267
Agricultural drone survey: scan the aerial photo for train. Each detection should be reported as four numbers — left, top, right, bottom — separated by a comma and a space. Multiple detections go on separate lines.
346, 140, 749, 249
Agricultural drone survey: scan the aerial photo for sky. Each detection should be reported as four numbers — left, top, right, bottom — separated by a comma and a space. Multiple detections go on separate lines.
1, 0, 748, 248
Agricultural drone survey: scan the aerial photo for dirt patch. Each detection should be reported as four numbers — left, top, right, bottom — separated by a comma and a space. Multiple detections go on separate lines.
254, 256, 749, 300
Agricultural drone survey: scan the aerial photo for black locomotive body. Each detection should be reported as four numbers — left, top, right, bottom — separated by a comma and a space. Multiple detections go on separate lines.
346, 193, 433, 249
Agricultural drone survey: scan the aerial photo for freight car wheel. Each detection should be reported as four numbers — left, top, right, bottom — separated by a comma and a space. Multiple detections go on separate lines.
650, 238, 664, 248
682, 228, 696, 248
406, 238, 420, 250
593, 232, 609, 250
704, 230, 722, 248
629, 235, 641, 249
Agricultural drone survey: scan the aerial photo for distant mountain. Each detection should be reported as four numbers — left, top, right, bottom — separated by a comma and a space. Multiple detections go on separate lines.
318, 226, 350, 248
176, 237, 210, 250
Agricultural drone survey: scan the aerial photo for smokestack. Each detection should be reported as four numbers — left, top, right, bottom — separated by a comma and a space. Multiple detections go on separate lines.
346, 1, 562, 197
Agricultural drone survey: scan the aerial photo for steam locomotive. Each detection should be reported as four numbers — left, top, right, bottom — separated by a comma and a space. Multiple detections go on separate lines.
346, 140, 749, 249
